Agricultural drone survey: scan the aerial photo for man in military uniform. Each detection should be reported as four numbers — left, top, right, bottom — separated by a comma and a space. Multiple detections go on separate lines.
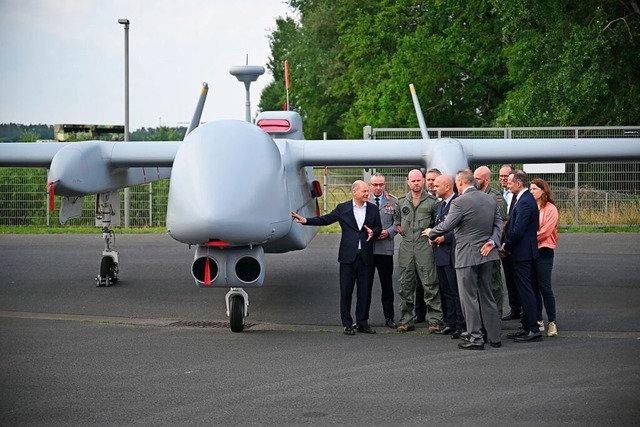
414, 168, 441, 322
474, 166, 507, 315
367, 173, 398, 328
394, 169, 442, 332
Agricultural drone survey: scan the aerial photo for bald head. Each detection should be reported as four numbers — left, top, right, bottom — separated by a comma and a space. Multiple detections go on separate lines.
407, 169, 425, 195
433, 174, 454, 199
473, 166, 492, 192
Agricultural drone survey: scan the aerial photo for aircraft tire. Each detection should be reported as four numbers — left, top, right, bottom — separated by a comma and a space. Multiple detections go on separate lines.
229, 295, 244, 333
100, 256, 115, 287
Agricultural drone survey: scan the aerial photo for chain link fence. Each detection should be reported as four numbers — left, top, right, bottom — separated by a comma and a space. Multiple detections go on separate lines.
1, 127, 638, 227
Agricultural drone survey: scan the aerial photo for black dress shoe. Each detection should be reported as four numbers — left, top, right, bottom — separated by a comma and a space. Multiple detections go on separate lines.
506, 328, 528, 339
435, 326, 455, 335
489, 341, 502, 348
451, 329, 464, 339
356, 325, 376, 334
343, 326, 355, 335
458, 341, 484, 350
385, 318, 398, 329
501, 311, 522, 321
458, 331, 486, 342
513, 331, 542, 343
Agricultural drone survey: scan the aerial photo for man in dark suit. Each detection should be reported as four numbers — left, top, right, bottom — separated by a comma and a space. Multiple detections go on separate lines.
426, 169, 503, 350
292, 180, 382, 335
429, 174, 465, 338
499, 164, 522, 320
500, 170, 542, 343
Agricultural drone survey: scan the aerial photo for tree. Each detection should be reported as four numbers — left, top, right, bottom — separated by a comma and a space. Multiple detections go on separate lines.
260, 0, 639, 134
261, 17, 299, 113
335, 0, 510, 135
492, 0, 640, 126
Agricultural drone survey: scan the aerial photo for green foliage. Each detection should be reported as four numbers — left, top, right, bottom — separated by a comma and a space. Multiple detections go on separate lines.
0, 124, 54, 142
131, 126, 186, 141
490, 0, 640, 126
19, 131, 40, 142
261, 0, 639, 135
0, 168, 49, 225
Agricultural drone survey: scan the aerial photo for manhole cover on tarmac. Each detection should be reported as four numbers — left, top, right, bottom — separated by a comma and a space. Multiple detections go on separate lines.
167, 320, 256, 329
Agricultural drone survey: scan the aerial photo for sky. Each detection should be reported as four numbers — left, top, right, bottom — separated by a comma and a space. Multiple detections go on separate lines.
0, 0, 293, 130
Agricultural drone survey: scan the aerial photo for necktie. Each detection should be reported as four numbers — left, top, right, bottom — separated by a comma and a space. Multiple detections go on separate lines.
509, 194, 517, 213
375, 197, 380, 206
437, 201, 446, 222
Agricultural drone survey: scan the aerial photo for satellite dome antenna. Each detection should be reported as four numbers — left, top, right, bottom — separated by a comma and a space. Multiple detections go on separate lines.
229, 55, 265, 123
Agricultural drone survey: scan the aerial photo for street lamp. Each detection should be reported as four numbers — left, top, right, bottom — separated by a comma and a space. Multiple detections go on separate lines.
118, 18, 130, 228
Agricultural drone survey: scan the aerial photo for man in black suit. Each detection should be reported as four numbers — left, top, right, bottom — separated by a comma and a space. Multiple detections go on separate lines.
292, 180, 382, 335
429, 174, 465, 338
500, 170, 542, 343
499, 164, 522, 320
426, 170, 503, 350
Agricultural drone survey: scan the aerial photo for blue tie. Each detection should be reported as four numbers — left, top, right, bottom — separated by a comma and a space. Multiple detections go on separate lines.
438, 201, 446, 221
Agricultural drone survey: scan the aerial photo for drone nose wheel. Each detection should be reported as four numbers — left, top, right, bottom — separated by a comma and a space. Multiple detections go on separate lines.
226, 288, 249, 332
96, 254, 119, 287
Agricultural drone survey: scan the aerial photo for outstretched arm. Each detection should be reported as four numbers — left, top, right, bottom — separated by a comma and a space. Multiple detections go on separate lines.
291, 211, 307, 224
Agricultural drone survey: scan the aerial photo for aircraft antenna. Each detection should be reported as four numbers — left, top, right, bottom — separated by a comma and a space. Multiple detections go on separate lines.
185, 82, 209, 138
284, 60, 290, 111
409, 84, 429, 139
230, 63, 265, 122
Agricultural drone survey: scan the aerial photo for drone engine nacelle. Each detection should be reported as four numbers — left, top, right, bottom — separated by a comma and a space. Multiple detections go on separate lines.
191, 245, 265, 288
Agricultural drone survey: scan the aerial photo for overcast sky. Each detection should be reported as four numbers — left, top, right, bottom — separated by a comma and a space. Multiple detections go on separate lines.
0, 0, 293, 130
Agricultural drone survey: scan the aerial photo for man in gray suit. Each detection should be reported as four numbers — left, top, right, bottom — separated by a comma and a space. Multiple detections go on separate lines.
367, 173, 398, 328
425, 169, 503, 350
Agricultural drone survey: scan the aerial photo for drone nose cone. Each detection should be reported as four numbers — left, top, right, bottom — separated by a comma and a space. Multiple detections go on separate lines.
167, 120, 291, 245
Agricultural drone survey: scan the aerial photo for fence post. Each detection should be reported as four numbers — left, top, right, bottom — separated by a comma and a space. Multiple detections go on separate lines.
574, 163, 579, 224
323, 132, 328, 214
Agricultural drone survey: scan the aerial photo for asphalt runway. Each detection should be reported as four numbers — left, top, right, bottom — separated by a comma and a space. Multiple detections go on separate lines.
1, 232, 639, 425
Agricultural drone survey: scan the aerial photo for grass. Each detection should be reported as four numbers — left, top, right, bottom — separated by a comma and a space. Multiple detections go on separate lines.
0, 226, 167, 234
1, 224, 638, 234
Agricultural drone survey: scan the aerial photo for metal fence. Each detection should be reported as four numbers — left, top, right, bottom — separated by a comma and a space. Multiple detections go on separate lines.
1, 126, 638, 227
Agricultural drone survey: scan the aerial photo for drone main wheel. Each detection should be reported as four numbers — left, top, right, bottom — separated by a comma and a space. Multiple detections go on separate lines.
229, 295, 244, 333
99, 256, 116, 287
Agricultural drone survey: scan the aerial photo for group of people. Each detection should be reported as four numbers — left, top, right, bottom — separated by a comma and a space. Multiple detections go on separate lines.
291, 165, 559, 350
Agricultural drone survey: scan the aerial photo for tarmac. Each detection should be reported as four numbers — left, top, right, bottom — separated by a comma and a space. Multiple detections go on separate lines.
1, 232, 639, 425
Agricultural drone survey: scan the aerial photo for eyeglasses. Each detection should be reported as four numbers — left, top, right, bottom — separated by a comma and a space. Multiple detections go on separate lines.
370, 183, 385, 187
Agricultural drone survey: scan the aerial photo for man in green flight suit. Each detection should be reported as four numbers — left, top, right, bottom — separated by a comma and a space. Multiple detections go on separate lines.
394, 169, 443, 332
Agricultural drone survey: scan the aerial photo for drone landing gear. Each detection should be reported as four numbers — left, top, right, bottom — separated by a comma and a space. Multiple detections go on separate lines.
94, 192, 120, 287
225, 288, 249, 332
96, 228, 119, 287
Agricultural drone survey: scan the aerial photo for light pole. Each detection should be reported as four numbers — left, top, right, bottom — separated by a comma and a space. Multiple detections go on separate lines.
118, 18, 130, 228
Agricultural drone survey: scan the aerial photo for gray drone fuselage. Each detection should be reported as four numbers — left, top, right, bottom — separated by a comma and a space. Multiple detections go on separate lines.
1, 111, 639, 290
